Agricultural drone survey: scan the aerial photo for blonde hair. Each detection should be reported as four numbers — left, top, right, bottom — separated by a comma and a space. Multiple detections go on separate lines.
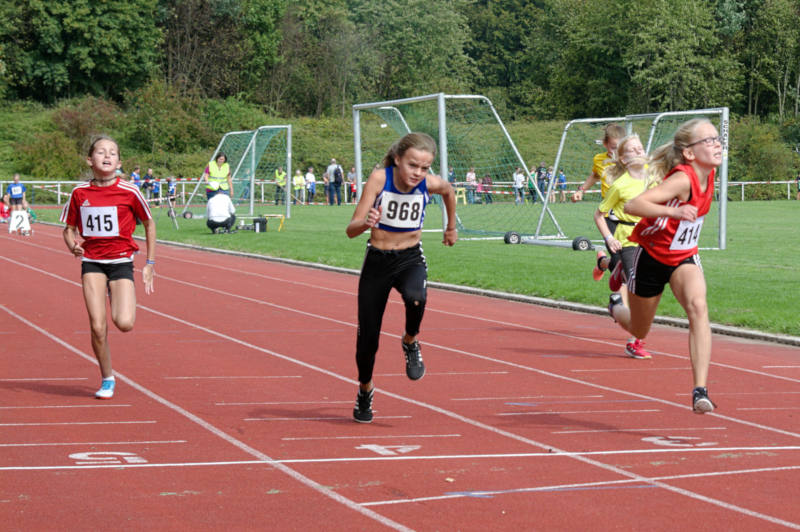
603, 123, 626, 144
382, 132, 437, 168
648, 118, 712, 185
604, 134, 642, 184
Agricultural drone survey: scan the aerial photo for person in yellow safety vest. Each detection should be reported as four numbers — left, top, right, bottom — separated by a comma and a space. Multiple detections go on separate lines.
274, 166, 287, 205
203, 152, 232, 200
292, 169, 305, 205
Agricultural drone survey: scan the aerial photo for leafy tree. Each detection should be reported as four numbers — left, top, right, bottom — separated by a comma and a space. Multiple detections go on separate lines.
160, 0, 285, 99
0, 0, 161, 102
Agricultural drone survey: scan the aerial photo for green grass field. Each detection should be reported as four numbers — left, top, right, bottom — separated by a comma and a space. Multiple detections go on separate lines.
36, 199, 799, 337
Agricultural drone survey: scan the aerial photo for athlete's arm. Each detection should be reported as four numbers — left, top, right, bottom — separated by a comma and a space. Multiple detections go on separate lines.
63, 225, 83, 257
624, 172, 695, 221
141, 218, 156, 295
427, 174, 458, 246
346, 169, 385, 239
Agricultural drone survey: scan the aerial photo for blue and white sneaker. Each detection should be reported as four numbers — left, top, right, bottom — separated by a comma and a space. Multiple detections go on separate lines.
95, 378, 115, 399
692, 387, 716, 414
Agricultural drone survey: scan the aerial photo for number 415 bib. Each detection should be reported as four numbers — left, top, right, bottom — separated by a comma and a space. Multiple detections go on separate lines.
81, 206, 120, 237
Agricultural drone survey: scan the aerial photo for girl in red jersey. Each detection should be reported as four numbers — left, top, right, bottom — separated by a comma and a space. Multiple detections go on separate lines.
608, 118, 722, 414
61, 136, 156, 399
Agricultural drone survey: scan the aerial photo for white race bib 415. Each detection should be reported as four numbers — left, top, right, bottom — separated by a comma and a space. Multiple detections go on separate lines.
81, 206, 120, 237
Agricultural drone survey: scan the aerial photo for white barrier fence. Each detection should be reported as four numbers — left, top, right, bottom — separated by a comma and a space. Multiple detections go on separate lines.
2, 178, 799, 205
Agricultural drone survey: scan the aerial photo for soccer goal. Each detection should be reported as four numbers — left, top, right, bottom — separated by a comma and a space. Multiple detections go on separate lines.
181, 125, 292, 218
352, 93, 563, 239
534, 107, 729, 250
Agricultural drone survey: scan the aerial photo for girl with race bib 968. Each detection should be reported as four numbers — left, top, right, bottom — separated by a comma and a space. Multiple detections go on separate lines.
608, 118, 722, 414
346, 132, 457, 423
61, 136, 156, 400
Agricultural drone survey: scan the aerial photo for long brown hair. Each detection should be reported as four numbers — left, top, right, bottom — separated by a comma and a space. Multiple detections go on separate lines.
382, 132, 437, 168
648, 118, 711, 185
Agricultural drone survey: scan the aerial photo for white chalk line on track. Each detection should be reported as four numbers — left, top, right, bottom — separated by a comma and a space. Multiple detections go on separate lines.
0, 280, 412, 530
3, 244, 800, 529
1, 421, 155, 427
0, 404, 131, 409
0, 377, 87, 381
1, 440, 187, 448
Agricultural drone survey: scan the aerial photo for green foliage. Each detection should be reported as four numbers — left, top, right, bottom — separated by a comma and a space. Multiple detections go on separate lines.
123, 79, 215, 153
1, 0, 161, 101
729, 116, 796, 183
14, 131, 85, 178
51, 96, 121, 151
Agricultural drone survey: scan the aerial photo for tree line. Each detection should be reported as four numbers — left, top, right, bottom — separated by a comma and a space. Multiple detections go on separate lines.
2, 0, 799, 122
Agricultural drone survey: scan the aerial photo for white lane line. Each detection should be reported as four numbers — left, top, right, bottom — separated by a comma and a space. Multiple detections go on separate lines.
498, 409, 661, 416
1, 421, 156, 427
216, 401, 351, 406
763, 366, 800, 369
163, 375, 302, 380
4, 247, 799, 530
0, 302, 411, 532
375, 371, 508, 377
0, 377, 88, 381
360, 464, 800, 507
4, 452, 798, 472
552, 427, 728, 434
245, 416, 412, 422
282, 434, 462, 441
0, 404, 131, 409
453, 395, 605, 401
736, 407, 800, 411
571, 368, 686, 372
1, 440, 187, 448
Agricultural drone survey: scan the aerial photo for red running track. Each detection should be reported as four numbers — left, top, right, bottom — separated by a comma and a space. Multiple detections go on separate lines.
2, 225, 799, 531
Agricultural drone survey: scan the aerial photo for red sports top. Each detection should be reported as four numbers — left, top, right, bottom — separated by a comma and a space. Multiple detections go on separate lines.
60, 178, 152, 262
629, 164, 715, 266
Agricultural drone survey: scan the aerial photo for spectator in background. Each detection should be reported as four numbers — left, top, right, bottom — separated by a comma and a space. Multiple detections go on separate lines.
465, 167, 477, 204
166, 177, 177, 208
512, 167, 525, 205
5, 173, 28, 212
322, 172, 330, 205
205, 190, 236, 234
274, 166, 287, 205
141, 168, 155, 199
130, 166, 141, 188
535, 162, 548, 201
346, 166, 357, 203
557, 168, 568, 202
292, 169, 305, 204
152, 176, 161, 205
327, 158, 344, 205
448, 166, 456, 185
305, 166, 316, 204
528, 166, 539, 203
481, 173, 493, 204
202, 152, 233, 199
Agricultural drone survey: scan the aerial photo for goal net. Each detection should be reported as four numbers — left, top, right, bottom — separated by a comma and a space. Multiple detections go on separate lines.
352, 93, 563, 239
535, 108, 729, 250
181, 125, 292, 218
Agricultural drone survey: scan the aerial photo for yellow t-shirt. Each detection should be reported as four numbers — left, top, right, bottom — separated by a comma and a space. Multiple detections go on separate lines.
591, 151, 614, 198
598, 172, 648, 247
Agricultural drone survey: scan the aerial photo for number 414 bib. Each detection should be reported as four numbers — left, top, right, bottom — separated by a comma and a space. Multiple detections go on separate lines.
81, 206, 120, 237
669, 216, 704, 251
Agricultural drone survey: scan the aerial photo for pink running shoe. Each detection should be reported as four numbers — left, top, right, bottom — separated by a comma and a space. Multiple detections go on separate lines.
625, 339, 652, 359
592, 249, 608, 281
608, 261, 625, 292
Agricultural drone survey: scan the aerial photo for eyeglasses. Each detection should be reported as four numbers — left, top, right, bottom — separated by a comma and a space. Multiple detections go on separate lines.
687, 136, 723, 147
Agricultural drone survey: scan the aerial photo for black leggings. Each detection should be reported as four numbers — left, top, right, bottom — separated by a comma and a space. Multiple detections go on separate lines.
356, 243, 427, 384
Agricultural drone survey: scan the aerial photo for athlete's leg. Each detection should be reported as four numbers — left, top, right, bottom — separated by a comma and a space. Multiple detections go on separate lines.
669, 263, 711, 388
82, 273, 112, 379
394, 259, 427, 344
109, 278, 136, 332
355, 254, 393, 390
611, 291, 661, 340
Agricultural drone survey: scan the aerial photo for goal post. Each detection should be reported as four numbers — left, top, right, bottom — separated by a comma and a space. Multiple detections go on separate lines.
353, 93, 563, 239
181, 125, 292, 219
535, 107, 729, 250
